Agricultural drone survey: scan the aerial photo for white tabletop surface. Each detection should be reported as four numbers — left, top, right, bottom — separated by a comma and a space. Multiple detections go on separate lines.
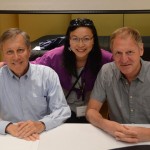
38, 123, 150, 150
0, 134, 39, 150
1, 123, 150, 150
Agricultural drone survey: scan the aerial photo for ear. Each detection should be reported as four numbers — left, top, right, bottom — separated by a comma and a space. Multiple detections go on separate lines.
28, 45, 32, 57
139, 43, 144, 56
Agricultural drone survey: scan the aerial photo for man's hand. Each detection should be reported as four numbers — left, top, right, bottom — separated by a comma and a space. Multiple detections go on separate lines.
6, 123, 20, 137
23, 133, 40, 141
6, 120, 45, 141
114, 125, 150, 143
17, 120, 45, 139
100, 120, 139, 143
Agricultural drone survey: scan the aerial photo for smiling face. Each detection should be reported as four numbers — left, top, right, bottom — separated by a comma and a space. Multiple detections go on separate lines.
69, 27, 94, 61
112, 36, 144, 82
2, 34, 31, 77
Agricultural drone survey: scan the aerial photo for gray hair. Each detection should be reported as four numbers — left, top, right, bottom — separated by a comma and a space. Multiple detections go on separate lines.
0, 28, 31, 49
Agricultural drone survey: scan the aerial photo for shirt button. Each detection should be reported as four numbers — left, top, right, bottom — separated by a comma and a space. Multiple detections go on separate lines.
130, 109, 134, 112
130, 96, 133, 99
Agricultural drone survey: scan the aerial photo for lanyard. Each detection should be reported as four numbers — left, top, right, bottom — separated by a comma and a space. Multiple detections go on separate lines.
65, 69, 85, 100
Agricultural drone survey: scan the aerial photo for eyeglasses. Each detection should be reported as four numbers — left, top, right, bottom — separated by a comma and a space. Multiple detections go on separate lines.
70, 36, 93, 44
70, 18, 94, 27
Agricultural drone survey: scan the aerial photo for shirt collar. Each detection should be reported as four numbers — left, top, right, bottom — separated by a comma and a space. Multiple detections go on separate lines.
137, 59, 146, 82
7, 63, 31, 79
118, 59, 145, 82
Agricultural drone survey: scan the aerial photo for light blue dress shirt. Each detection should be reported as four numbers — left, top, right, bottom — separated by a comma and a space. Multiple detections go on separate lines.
0, 63, 71, 135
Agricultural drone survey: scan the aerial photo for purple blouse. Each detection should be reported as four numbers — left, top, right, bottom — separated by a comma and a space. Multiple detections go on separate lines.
32, 45, 113, 93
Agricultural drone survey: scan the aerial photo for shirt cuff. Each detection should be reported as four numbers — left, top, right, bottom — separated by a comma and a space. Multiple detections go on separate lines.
0, 120, 12, 135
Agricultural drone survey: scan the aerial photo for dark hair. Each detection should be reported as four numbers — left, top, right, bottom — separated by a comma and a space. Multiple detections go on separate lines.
63, 18, 102, 77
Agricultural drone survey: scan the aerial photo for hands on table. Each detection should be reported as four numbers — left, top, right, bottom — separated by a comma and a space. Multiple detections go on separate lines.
106, 121, 150, 143
6, 120, 45, 141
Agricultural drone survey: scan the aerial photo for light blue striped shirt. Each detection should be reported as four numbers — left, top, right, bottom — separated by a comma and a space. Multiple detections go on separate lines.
0, 64, 71, 134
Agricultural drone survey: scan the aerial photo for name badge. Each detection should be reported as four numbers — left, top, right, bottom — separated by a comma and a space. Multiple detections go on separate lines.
76, 105, 87, 117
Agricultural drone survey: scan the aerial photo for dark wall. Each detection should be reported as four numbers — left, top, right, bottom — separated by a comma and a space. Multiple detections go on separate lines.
30, 35, 150, 61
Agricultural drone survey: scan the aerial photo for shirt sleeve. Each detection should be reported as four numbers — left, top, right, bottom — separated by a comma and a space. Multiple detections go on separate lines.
90, 64, 108, 103
39, 69, 71, 130
0, 120, 12, 135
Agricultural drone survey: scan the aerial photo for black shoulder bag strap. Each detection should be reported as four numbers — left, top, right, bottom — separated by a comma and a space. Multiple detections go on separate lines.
65, 69, 84, 99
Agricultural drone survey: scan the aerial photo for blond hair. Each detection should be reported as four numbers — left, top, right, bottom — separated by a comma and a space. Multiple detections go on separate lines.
110, 27, 143, 50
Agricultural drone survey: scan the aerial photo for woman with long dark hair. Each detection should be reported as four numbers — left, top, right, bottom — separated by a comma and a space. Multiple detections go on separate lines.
32, 18, 113, 123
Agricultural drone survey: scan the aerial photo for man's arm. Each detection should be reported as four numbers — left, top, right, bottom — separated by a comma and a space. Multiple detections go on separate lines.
86, 98, 120, 135
39, 68, 71, 130
86, 99, 105, 129
86, 99, 143, 143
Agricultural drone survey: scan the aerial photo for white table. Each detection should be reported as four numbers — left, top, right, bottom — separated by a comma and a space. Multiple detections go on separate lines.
1, 123, 150, 150
38, 124, 150, 150
0, 134, 38, 150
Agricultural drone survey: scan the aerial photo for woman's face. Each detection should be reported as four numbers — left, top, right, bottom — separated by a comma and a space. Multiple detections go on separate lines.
69, 27, 94, 60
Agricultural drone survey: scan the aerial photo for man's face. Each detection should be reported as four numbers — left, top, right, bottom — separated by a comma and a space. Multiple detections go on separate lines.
2, 34, 31, 77
112, 36, 144, 81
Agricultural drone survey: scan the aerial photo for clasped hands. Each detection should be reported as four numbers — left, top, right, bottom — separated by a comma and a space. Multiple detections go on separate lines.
107, 121, 150, 143
6, 120, 45, 141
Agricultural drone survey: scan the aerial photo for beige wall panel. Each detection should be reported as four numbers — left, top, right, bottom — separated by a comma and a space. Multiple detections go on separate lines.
18, 14, 71, 41
0, 14, 18, 35
0, 51, 1, 60
124, 14, 150, 36
0, 14, 18, 61
71, 14, 123, 36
